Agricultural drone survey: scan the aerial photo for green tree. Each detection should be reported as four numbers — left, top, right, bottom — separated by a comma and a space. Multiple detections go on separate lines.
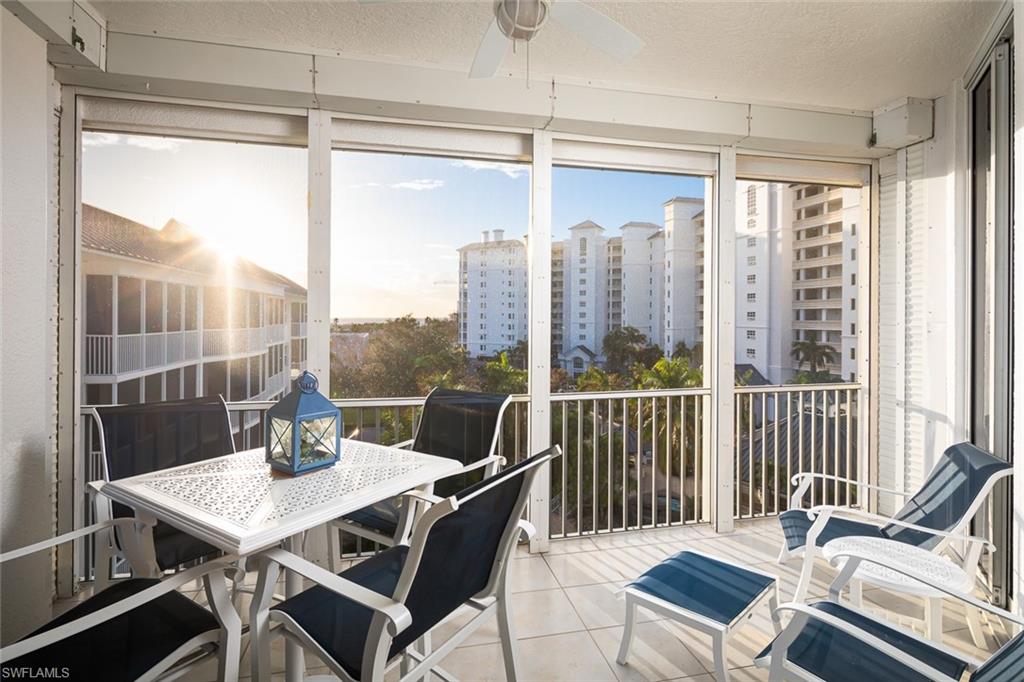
790, 339, 838, 375
575, 366, 628, 392
603, 326, 663, 374
331, 315, 470, 398
634, 356, 703, 390
504, 339, 529, 370
478, 352, 528, 394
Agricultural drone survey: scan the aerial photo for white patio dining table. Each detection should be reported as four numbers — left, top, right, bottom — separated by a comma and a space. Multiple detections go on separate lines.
98, 438, 461, 682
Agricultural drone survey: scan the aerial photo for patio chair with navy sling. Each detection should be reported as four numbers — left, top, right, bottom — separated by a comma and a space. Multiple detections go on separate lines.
88, 396, 236, 588
249, 445, 560, 682
777, 441, 1011, 645
757, 545, 1024, 682
327, 387, 511, 565
0, 520, 242, 682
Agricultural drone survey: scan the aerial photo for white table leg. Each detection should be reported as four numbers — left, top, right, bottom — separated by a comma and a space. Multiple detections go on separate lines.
285, 534, 305, 682
924, 597, 942, 643
121, 511, 162, 578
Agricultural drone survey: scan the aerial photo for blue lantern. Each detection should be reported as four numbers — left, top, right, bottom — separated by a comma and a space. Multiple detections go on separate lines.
265, 371, 341, 475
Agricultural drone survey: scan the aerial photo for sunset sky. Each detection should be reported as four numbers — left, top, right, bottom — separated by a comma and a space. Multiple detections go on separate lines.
83, 132, 703, 319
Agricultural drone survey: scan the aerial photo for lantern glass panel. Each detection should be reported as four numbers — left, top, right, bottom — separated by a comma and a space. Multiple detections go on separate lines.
298, 415, 337, 466
269, 417, 293, 465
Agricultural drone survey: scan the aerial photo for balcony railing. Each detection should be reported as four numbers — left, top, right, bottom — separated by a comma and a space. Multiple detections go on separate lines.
734, 383, 860, 519
85, 330, 201, 376
76, 382, 861, 577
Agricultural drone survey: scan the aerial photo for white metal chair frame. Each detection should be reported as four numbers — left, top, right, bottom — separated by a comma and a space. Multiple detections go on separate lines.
250, 447, 557, 682
86, 397, 235, 590
616, 549, 781, 682
759, 546, 1024, 682
779, 465, 1010, 617
326, 390, 513, 565
0, 520, 243, 682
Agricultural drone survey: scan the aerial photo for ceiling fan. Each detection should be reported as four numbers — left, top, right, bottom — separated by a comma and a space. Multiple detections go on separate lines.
361, 0, 644, 79
469, 0, 645, 79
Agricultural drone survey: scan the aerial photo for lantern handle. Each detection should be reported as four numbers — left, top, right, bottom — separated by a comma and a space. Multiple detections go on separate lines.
296, 371, 319, 394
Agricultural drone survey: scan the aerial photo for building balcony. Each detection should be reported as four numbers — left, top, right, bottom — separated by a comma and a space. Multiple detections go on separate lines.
793, 298, 843, 309
290, 321, 307, 337
84, 329, 202, 377
793, 186, 844, 210
793, 319, 843, 331
793, 276, 842, 289
794, 208, 845, 230
83, 326, 298, 378
795, 253, 843, 269
794, 230, 844, 250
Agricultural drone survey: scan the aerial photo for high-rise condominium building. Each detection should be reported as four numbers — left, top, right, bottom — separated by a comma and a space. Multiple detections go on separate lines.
732, 182, 859, 383
458, 229, 529, 357
457, 182, 859, 384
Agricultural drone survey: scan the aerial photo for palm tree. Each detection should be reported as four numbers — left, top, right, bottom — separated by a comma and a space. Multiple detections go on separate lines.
790, 339, 838, 374
635, 357, 703, 390
575, 367, 624, 392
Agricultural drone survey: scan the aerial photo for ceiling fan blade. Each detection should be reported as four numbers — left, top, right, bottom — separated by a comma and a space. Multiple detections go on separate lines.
470, 18, 510, 79
549, 0, 644, 62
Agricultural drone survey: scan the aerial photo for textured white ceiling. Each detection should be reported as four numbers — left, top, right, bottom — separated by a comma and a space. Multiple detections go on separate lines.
93, 0, 1002, 111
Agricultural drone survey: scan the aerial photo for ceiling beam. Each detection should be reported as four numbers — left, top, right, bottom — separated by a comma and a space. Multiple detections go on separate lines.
56, 30, 883, 158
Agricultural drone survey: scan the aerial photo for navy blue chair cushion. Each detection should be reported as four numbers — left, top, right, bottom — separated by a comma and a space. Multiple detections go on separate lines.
628, 551, 776, 626
882, 442, 1011, 549
99, 397, 233, 569
973, 631, 1024, 682
410, 388, 509, 498
148, 521, 222, 572
1, 578, 220, 682
756, 601, 968, 682
340, 389, 509, 538
341, 499, 401, 539
779, 508, 886, 551
272, 546, 409, 680
274, 450, 548, 680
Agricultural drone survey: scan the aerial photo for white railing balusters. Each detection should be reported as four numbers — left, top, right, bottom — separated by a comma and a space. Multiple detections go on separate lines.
75, 383, 860, 576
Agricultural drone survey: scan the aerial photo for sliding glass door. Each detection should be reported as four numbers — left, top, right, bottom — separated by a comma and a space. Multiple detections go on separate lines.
970, 39, 1013, 604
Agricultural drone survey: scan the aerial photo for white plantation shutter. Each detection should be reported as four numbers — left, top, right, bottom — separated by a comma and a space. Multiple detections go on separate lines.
903, 145, 928, 494
876, 145, 928, 514
877, 153, 904, 515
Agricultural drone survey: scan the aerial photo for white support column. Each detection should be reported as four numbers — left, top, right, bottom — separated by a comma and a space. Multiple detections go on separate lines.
710, 147, 736, 533
307, 109, 331, 384
528, 130, 553, 553
304, 109, 332, 576
1012, 1, 1024, 611
56, 85, 82, 596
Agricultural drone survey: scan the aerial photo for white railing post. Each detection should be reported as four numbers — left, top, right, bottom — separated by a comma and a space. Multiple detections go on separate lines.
710, 147, 736, 533
528, 130, 553, 553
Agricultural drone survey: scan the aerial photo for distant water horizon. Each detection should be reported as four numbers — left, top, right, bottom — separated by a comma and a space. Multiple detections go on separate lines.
332, 314, 455, 325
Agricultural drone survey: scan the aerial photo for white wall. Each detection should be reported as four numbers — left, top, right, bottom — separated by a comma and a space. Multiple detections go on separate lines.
1, 7, 59, 643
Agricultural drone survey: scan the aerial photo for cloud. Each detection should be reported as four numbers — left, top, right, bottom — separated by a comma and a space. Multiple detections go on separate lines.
82, 132, 183, 152
389, 178, 445, 191
450, 159, 527, 179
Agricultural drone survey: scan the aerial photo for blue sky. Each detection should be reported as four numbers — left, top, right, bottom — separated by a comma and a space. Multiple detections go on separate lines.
82, 134, 703, 319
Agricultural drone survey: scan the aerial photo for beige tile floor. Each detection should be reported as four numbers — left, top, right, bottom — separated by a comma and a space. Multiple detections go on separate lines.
59, 518, 1012, 681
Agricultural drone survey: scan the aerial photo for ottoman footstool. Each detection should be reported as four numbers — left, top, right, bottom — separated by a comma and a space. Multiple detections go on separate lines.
617, 550, 781, 681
